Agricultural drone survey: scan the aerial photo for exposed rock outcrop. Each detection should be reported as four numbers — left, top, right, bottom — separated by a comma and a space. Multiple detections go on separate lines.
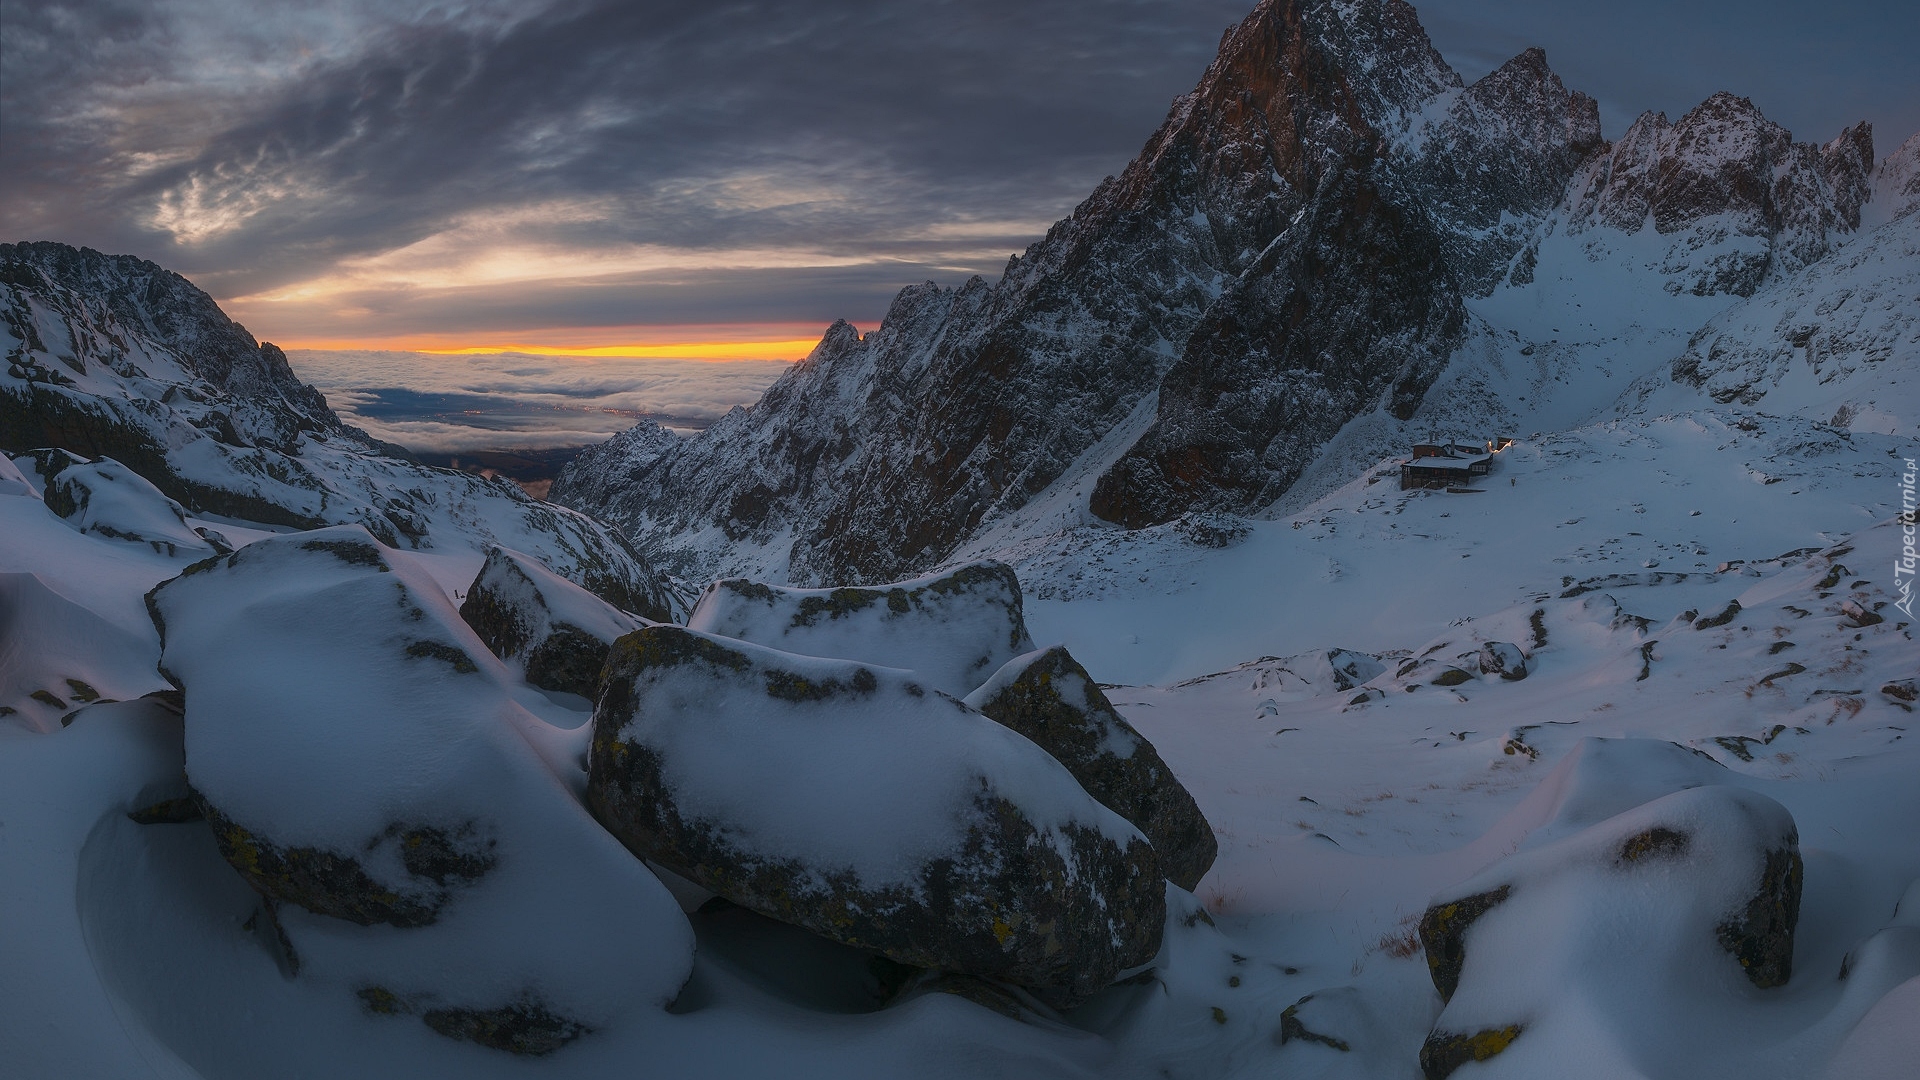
587, 625, 1165, 1004
965, 645, 1217, 890
460, 546, 656, 698
1475, 641, 1528, 681
146, 525, 694, 1048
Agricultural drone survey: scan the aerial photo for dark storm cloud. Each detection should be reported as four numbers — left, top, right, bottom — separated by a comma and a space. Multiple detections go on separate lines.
2, 0, 1252, 327
3, 0, 1916, 340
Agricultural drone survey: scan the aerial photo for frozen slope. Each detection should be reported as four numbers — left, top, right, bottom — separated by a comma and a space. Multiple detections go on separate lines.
1011, 410, 1902, 687
6, 397, 1918, 1077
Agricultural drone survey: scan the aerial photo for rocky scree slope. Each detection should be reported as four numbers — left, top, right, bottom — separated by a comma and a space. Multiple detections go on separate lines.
1, 242, 673, 618
562, 0, 1879, 587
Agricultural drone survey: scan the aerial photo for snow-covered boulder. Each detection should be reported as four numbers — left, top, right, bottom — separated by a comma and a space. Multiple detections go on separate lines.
965, 645, 1217, 891
146, 525, 693, 1053
27, 451, 214, 557
1416, 784, 1803, 1078
1326, 649, 1387, 691
1475, 641, 1529, 681
685, 561, 1035, 698
459, 546, 648, 698
588, 625, 1164, 1003
0, 452, 34, 498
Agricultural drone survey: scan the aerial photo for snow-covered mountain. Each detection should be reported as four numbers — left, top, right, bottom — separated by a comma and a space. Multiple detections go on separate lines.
4, 1, 1917, 1075
6, 358, 1916, 1079
553, 0, 1904, 589
1, 242, 676, 620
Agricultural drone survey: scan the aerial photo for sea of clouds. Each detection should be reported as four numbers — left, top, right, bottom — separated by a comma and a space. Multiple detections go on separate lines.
287, 350, 793, 455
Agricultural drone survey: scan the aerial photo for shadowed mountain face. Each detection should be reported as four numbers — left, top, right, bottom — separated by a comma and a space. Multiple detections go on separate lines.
552, 0, 1876, 585
1, 241, 677, 619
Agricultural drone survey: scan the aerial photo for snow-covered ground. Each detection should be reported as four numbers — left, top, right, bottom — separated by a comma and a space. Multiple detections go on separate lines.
5, 380, 1916, 1077
4, 158, 1917, 1080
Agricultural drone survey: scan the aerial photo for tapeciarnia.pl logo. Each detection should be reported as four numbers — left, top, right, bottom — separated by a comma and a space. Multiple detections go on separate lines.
1897, 457, 1917, 619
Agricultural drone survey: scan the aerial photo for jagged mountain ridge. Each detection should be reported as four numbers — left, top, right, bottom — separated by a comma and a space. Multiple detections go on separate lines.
1, 242, 676, 620
2, 243, 348, 456
554, 0, 1889, 587
1558, 93, 1876, 298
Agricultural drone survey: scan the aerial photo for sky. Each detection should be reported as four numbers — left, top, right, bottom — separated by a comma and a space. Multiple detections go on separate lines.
3, 0, 1916, 359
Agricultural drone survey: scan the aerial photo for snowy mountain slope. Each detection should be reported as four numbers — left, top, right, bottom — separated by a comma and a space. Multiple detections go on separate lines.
553, 0, 1602, 582
993, 410, 1906, 688
1266, 150, 1918, 520
1865, 130, 1920, 227
0, 243, 674, 619
0, 241, 340, 455
555, 0, 1894, 589
5, 407, 1916, 1078
1634, 203, 1920, 429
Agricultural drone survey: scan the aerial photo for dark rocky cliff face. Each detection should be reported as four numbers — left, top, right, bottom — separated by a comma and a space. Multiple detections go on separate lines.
1395, 46, 1604, 295
557, 0, 1471, 579
554, 0, 1879, 583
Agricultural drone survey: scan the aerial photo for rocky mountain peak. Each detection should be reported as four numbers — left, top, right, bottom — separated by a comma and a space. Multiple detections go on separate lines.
1396, 45, 1603, 293
1822, 121, 1877, 226
1176, 0, 1456, 134
552, 0, 1904, 585
1564, 93, 1874, 295
1, 242, 342, 452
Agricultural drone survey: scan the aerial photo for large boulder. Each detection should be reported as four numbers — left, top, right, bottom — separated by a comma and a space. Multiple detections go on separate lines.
459, 546, 648, 698
587, 625, 1165, 1003
1416, 782, 1802, 1079
685, 561, 1034, 698
965, 645, 1217, 891
25, 450, 215, 557
147, 525, 693, 1054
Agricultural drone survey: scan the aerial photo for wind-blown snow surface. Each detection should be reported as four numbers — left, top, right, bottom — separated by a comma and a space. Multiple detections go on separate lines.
5, 361, 1918, 1076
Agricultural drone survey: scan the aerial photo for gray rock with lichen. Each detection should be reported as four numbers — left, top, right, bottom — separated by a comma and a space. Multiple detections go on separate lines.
146, 524, 693, 1051
965, 645, 1216, 890
588, 625, 1164, 1004
1414, 784, 1802, 1078
460, 545, 650, 698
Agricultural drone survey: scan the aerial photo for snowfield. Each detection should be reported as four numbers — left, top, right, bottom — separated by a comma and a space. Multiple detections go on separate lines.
4, 384, 1915, 1076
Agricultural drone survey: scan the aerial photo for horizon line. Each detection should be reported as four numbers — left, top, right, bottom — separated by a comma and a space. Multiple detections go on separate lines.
266, 321, 847, 360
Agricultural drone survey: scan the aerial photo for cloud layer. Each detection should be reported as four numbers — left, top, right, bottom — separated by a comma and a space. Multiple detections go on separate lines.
5, 0, 1915, 346
289, 350, 793, 453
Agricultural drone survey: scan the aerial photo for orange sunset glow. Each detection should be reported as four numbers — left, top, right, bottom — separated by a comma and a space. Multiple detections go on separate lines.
269, 326, 830, 361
